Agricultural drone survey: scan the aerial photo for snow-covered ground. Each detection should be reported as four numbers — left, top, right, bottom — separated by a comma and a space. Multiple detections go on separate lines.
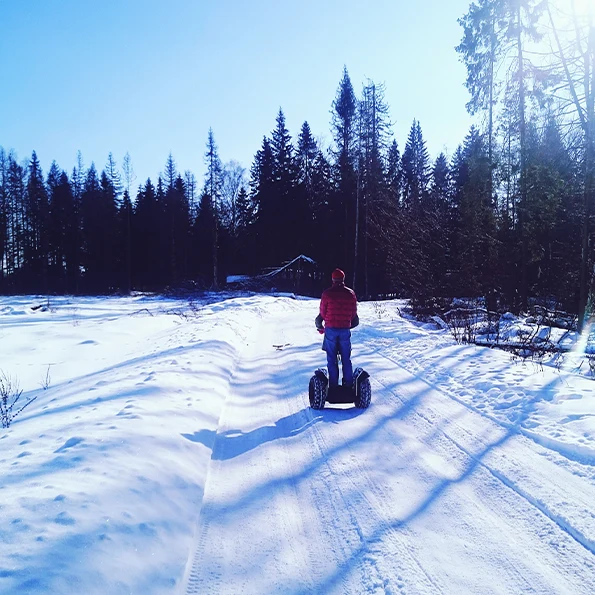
1, 293, 594, 594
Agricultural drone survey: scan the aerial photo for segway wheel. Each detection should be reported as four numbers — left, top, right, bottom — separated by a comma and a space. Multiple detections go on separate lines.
355, 376, 371, 409
309, 375, 326, 410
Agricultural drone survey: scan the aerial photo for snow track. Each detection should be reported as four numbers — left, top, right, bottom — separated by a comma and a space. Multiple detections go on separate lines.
181, 298, 595, 594
4, 295, 594, 594
364, 335, 595, 552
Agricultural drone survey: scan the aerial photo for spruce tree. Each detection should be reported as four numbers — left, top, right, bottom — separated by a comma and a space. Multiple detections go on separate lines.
233, 185, 255, 273
426, 153, 452, 296
331, 67, 358, 270
118, 189, 133, 293
451, 127, 496, 298
24, 151, 49, 291
358, 80, 391, 296
0, 149, 8, 290
400, 120, 430, 213
386, 140, 401, 205
296, 122, 317, 190
250, 136, 276, 270
545, 1, 595, 327
133, 179, 160, 289
5, 154, 26, 289
47, 163, 78, 292
270, 108, 306, 261
193, 190, 215, 284
203, 130, 223, 287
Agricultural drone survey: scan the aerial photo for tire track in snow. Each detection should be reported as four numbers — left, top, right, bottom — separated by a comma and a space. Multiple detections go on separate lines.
181, 298, 322, 594
300, 386, 533, 594
180, 342, 241, 595
300, 396, 443, 594
367, 346, 595, 560
182, 298, 595, 593
359, 325, 595, 469
304, 360, 595, 593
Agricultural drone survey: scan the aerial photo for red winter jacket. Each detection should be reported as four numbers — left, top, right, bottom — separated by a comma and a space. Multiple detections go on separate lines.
319, 282, 358, 329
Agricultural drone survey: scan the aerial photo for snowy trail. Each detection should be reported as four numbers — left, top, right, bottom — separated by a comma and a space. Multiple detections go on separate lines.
363, 343, 595, 557
2, 294, 595, 594
181, 299, 595, 594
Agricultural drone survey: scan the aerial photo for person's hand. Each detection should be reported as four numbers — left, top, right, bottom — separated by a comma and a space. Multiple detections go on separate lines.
318, 328, 325, 334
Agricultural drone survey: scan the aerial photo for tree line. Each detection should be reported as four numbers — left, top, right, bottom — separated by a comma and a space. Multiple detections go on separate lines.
1, 0, 594, 327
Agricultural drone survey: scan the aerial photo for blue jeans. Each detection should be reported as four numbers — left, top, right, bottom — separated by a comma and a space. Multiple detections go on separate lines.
323, 327, 353, 387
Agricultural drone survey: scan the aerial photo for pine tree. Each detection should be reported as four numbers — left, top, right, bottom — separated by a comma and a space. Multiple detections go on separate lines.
157, 154, 190, 287
203, 129, 223, 287
232, 185, 256, 273
400, 120, 430, 213
71, 151, 86, 207
458, 0, 547, 312
309, 149, 334, 268
193, 190, 215, 283
545, 0, 595, 327
386, 140, 401, 205
118, 189, 133, 292
4, 154, 26, 289
80, 164, 118, 291
0, 149, 9, 289
269, 108, 308, 261
122, 152, 136, 197
426, 153, 452, 296
296, 121, 318, 190
23, 151, 50, 291
80, 164, 101, 290
249, 136, 275, 271
358, 80, 391, 296
47, 164, 78, 292
164, 153, 177, 191
331, 67, 358, 270
457, 0, 504, 200
450, 127, 497, 297
133, 179, 160, 289
523, 117, 576, 303
105, 152, 122, 206
184, 170, 198, 219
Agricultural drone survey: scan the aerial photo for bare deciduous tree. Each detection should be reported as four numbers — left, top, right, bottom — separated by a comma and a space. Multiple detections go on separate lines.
221, 160, 246, 237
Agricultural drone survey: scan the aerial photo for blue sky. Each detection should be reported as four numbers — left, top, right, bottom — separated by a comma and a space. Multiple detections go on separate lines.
0, 0, 473, 189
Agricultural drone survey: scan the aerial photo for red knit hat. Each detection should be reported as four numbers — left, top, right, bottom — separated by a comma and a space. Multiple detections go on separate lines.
331, 268, 345, 281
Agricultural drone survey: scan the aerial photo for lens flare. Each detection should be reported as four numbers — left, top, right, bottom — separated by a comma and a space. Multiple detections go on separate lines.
573, 0, 595, 19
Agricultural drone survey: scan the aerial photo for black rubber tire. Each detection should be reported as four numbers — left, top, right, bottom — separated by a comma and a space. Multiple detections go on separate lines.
309, 375, 326, 410
355, 377, 371, 409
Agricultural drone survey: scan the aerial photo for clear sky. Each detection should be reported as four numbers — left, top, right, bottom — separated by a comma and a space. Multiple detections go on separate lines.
0, 0, 474, 189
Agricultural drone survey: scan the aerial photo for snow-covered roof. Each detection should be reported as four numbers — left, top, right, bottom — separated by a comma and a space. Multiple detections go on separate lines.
262, 254, 317, 278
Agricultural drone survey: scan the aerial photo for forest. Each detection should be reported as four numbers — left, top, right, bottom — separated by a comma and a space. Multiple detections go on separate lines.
1, 1, 594, 329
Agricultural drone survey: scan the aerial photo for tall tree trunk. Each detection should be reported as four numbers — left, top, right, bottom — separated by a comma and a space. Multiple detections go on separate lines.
213, 197, 219, 289
548, 2, 594, 330
579, 21, 595, 329
126, 207, 132, 293
488, 10, 495, 210
517, 4, 528, 312
365, 86, 376, 299
353, 117, 361, 292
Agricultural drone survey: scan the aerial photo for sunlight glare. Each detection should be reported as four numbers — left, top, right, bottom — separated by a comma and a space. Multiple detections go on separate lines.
562, 317, 594, 377
573, 0, 595, 19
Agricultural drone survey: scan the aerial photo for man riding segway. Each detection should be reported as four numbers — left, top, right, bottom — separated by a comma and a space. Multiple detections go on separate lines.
310, 269, 370, 409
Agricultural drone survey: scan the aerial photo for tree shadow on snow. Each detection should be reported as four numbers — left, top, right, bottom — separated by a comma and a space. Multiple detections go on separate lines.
299, 425, 516, 595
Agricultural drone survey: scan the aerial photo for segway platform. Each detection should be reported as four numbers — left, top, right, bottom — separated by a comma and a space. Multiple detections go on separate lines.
308, 367, 371, 410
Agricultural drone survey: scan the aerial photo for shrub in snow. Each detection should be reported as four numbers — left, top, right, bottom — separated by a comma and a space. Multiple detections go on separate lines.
41, 365, 52, 390
0, 371, 36, 429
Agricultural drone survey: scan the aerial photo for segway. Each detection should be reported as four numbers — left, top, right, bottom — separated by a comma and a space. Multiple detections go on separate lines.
308, 357, 371, 410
